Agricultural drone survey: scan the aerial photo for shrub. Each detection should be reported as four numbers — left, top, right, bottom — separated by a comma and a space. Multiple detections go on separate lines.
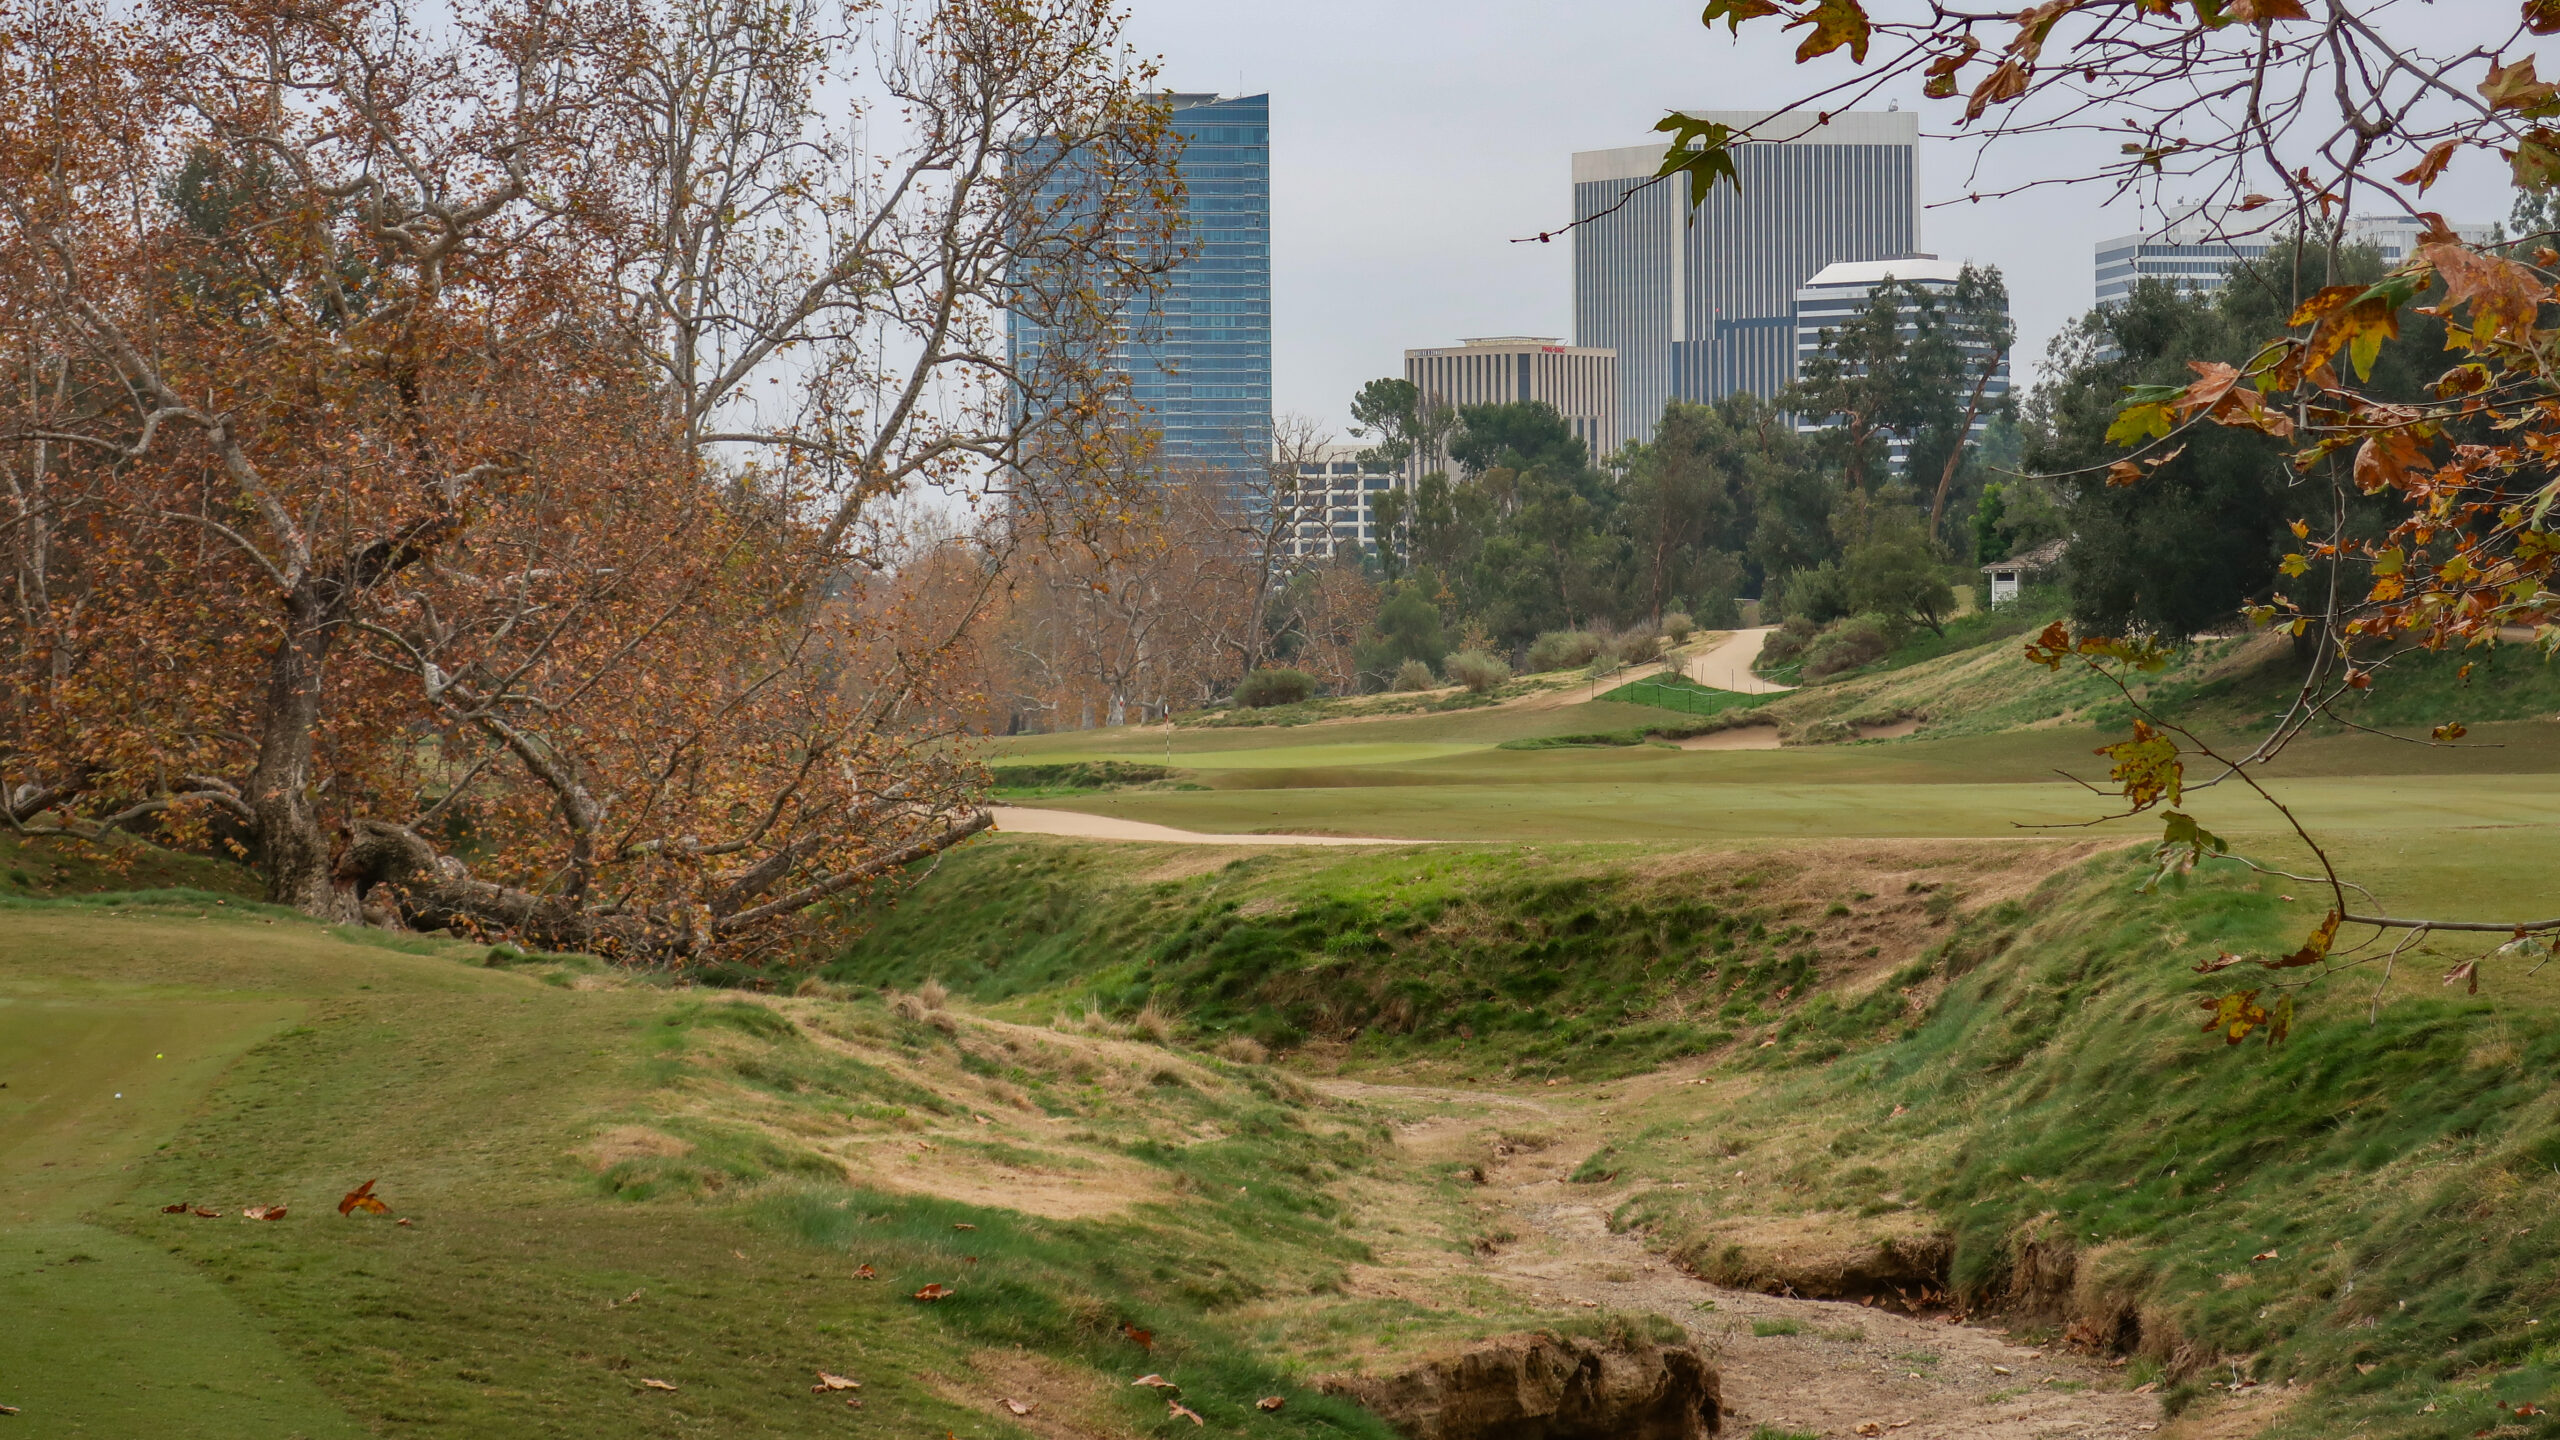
1660, 611, 1696, 645
1801, 614, 1894, 679
1611, 629, 1663, 664
1231, 668, 1319, 708
1214, 1034, 1269, 1064
1776, 561, 1855, 625
1756, 615, 1819, 670
1391, 658, 1436, 692
1443, 649, 1512, 693
1525, 629, 1607, 672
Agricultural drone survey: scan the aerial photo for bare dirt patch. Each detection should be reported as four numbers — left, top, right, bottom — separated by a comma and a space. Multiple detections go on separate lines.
1318, 1077, 2167, 1440
936, 1349, 1147, 1440
1676, 725, 1781, 751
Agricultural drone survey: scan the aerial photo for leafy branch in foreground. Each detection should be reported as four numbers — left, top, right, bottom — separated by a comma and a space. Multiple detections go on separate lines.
1637, 0, 2560, 1037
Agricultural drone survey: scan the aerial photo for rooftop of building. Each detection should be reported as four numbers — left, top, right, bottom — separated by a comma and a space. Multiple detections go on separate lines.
1798, 254, 1966, 290
1572, 109, 1918, 183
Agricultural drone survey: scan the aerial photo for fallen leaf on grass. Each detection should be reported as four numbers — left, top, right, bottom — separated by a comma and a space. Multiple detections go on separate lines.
854, 1264, 877, 1279
812, 1372, 861, 1393
1003, 1398, 1034, 1415
1131, 1374, 1179, 1391
1168, 1400, 1204, 1426
2356, 1363, 2377, 1375
2251, 1249, 2280, 1262
636, 1378, 679, 1392
395, 1217, 415, 1228
161, 1202, 190, 1214
2516, 1402, 2548, 1416
913, 1283, 954, 1302
1121, 1322, 1154, 1350
338, 1180, 389, 1216
1858, 1424, 1883, 1437
844, 1397, 863, 1409
191, 1206, 223, 1218
242, 1206, 287, 1221
0, 1404, 19, 1415
1257, 1396, 1286, 1412
1991, 1365, 2013, 1376
952, 1222, 976, 1231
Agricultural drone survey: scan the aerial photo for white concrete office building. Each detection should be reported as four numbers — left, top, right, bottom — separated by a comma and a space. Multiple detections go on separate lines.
1284, 443, 1399, 560
1572, 109, 1919, 446
1402, 337, 1618, 474
1793, 254, 2010, 472
2094, 213, 2495, 307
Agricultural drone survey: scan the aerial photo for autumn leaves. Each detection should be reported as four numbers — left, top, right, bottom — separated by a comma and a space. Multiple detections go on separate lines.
156, 1178, 404, 1224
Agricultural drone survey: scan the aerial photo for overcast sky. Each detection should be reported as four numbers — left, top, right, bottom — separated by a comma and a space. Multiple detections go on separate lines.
1119, 0, 2528, 443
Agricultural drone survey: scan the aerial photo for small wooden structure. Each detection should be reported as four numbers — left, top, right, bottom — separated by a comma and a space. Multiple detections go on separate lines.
1982, 537, 2068, 606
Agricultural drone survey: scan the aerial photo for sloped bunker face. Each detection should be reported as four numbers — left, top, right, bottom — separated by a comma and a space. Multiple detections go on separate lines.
1322, 1329, 1723, 1440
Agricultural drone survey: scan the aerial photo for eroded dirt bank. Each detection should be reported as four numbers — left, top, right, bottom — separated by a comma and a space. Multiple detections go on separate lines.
1319, 1077, 2173, 1440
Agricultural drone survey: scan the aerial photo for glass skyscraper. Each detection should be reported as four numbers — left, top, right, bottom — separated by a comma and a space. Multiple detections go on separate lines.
1572, 110, 1917, 445
1009, 92, 1272, 481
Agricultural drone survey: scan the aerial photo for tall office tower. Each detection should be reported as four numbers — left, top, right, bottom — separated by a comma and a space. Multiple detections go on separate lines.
1793, 256, 2010, 472
1008, 93, 1272, 480
1401, 337, 1618, 474
2094, 213, 2494, 307
1572, 110, 1918, 446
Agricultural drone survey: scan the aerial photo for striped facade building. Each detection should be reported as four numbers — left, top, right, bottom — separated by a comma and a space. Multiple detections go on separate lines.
1793, 255, 2010, 472
1402, 337, 1617, 475
2094, 213, 2495, 307
1572, 110, 1918, 446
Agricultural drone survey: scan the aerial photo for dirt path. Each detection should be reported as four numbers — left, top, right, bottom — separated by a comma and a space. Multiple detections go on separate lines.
1685, 626, 1796, 694
986, 806, 1438, 846
1316, 1076, 2165, 1440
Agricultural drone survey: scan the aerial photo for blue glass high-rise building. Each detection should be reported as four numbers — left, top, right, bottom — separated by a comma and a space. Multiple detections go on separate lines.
1009, 92, 1271, 481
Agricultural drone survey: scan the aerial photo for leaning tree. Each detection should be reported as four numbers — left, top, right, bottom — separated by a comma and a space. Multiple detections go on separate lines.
0, 0, 1180, 964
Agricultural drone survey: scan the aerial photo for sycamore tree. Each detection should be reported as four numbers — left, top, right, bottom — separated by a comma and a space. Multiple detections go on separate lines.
0, 0, 1179, 965
1627, 0, 2560, 1024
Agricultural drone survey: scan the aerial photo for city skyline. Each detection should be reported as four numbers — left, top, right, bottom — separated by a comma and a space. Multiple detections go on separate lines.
1111, 0, 2524, 448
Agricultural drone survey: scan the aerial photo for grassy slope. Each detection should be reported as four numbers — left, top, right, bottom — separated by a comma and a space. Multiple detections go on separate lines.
3, 896, 1532, 1438
841, 836, 2560, 1438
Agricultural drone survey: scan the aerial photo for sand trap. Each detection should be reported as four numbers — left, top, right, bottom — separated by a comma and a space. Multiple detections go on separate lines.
1675, 725, 1782, 751
988, 806, 1436, 846
1682, 627, 1796, 694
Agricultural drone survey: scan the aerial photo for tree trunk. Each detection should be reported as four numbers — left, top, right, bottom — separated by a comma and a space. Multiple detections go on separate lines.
250, 580, 358, 922
1929, 359, 1998, 546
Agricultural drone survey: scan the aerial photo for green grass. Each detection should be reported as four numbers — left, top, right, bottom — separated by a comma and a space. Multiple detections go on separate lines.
0, 903, 1426, 1437
1749, 1318, 1805, 1337
1598, 673, 1780, 718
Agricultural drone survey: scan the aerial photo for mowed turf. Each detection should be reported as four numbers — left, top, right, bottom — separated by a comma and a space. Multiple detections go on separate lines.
0, 907, 991, 1437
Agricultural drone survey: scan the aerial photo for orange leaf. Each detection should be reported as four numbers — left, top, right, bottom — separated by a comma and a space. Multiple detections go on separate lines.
2433, 721, 2469, 741
2105, 459, 2145, 487
854, 1263, 877, 1279
242, 1205, 287, 1221
338, 1179, 390, 1216
813, 1372, 862, 1393
2250, 1248, 2280, 1262
2395, 140, 2459, 194
162, 1202, 191, 1213
1131, 1374, 1180, 1390
912, 1283, 955, 1301
951, 1222, 975, 1231
2227, 0, 2310, 17
192, 1205, 223, 1218
1122, 1322, 1155, 1351
2264, 911, 2341, 969
2421, 241, 2549, 344
2482, 55, 2559, 113
1168, 1400, 1205, 1426
2444, 958, 2481, 994
1258, 1396, 1287, 1412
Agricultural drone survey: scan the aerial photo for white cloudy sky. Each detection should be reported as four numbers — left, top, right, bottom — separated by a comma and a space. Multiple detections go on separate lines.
1120, 0, 2529, 441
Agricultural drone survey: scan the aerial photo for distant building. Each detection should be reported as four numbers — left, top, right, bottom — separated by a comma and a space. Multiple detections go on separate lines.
2094, 213, 2495, 307
1007, 92, 1272, 482
1401, 337, 1617, 474
1793, 255, 2010, 471
1572, 109, 1919, 445
1284, 443, 1399, 560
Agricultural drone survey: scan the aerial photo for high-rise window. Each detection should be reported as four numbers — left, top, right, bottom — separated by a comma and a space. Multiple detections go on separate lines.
1009, 93, 1272, 482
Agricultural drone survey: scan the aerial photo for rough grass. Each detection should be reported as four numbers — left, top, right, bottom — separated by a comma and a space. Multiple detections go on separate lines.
0, 902, 1433, 1438
829, 838, 1994, 1080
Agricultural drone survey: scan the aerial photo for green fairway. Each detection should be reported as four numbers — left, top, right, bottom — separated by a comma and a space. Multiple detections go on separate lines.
997, 739, 1491, 770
